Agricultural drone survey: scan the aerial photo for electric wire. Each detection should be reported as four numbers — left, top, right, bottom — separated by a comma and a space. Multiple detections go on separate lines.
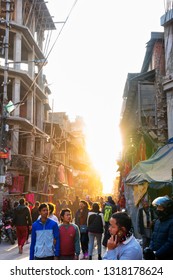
18, 0, 79, 107
1, 0, 78, 179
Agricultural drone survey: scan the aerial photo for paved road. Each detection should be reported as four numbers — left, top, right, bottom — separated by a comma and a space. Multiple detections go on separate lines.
0, 239, 30, 260
0, 237, 106, 260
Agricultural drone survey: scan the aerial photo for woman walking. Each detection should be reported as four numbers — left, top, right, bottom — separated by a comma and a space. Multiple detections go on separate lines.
87, 202, 105, 260
75, 200, 89, 259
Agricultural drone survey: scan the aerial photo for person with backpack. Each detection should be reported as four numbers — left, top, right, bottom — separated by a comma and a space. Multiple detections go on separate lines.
87, 202, 105, 260
102, 196, 117, 247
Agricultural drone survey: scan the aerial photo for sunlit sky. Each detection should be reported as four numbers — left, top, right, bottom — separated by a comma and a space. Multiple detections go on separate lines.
44, 0, 165, 194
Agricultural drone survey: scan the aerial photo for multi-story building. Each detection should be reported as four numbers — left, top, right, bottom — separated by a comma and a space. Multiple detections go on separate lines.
48, 112, 103, 199
120, 32, 166, 177
0, 0, 56, 205
161, 1, 173, 139
118, 2, 173, 233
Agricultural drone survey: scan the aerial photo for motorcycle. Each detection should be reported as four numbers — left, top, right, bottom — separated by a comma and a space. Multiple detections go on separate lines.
0, 216, 16, 245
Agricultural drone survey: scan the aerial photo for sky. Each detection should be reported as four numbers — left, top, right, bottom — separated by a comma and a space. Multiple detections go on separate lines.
44, 0, 165, 194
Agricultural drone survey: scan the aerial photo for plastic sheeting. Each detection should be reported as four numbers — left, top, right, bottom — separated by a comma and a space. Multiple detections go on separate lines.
125, 142, 173, 188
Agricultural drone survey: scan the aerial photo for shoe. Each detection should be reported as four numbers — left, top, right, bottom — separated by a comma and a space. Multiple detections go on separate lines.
84, 252, 88, 259
89, 255, 92, 260
25, 240, 30, 244
98, 254, 102, 260
80, 254, 85, 260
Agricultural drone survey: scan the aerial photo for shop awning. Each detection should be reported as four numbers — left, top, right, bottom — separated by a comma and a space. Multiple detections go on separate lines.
125, 139, 173, 188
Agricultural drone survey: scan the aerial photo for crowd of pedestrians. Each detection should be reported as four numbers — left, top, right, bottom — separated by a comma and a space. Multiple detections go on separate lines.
2, 193, 173, 260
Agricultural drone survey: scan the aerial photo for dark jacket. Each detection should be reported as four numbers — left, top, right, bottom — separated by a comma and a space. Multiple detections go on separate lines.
75, 208, 88, 227
149, 213, 173, 259
13, 204, 32, 226
31, 207, 39, 223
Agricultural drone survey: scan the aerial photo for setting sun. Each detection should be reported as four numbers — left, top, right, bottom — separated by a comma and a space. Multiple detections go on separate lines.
45, 0, 163, 197
84, 121, 122, 194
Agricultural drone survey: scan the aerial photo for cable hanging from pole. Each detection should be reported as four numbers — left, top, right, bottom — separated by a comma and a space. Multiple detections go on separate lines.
18, 0, 79, 106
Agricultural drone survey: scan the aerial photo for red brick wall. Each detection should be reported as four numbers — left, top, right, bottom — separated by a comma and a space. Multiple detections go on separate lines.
152, 41, 165, 75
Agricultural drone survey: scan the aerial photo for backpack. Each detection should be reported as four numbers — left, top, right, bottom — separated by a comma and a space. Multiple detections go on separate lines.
88, 213, 103, 233
103, 205, 112, 222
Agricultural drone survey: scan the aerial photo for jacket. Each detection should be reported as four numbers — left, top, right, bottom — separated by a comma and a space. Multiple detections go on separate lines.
59, 223, 80, 256
103, 235, 142, 260
31, 207, 39, 223
75, 208, 88, 227
29, 218, 60, 260
149, 213, 173, 259
13, 204, 32, 226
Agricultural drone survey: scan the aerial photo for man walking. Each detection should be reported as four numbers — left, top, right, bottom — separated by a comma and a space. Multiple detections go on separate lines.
30, 203, 60, 260
59, 208, 80, 260
13, 198, 32, 254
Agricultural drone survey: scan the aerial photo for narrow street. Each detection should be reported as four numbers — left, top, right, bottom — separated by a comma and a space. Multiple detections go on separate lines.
0, 237, 106, 260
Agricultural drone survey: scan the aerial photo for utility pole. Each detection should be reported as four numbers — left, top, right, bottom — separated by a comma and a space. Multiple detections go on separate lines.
0, 0, 13, 185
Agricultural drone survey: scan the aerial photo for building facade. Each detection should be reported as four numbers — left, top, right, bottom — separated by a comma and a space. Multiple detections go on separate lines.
119, 32, 166, 183
0, 0, 55, 205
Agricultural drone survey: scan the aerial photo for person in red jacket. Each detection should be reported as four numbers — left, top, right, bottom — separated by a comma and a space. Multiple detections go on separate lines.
59, 208, 80, 260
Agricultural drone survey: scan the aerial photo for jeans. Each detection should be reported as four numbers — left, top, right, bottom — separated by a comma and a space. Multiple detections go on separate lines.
102, 222, 111, 247
88, 232, 102, 256
80, 232, 89, 254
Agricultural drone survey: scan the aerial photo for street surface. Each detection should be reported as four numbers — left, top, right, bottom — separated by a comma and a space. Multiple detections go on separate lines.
0, 239, 29, 260
0, 237, 106, 260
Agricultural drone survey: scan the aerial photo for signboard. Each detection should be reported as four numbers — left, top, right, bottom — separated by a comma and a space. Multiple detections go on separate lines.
0, 151, 9, 159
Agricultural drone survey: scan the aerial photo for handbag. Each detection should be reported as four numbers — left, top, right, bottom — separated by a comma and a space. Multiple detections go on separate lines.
79, 224, 88, 233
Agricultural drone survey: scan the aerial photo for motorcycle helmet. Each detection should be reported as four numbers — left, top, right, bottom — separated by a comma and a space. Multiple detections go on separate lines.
152, 196, 173, 219
152, 196, 173, 208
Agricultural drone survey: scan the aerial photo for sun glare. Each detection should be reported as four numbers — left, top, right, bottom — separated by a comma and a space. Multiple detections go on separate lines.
85, 122, 122, 195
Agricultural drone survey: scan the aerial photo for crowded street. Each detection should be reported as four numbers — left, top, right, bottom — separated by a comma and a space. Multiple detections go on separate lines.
0, 236, 106, 260
1, 0, 173, 267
